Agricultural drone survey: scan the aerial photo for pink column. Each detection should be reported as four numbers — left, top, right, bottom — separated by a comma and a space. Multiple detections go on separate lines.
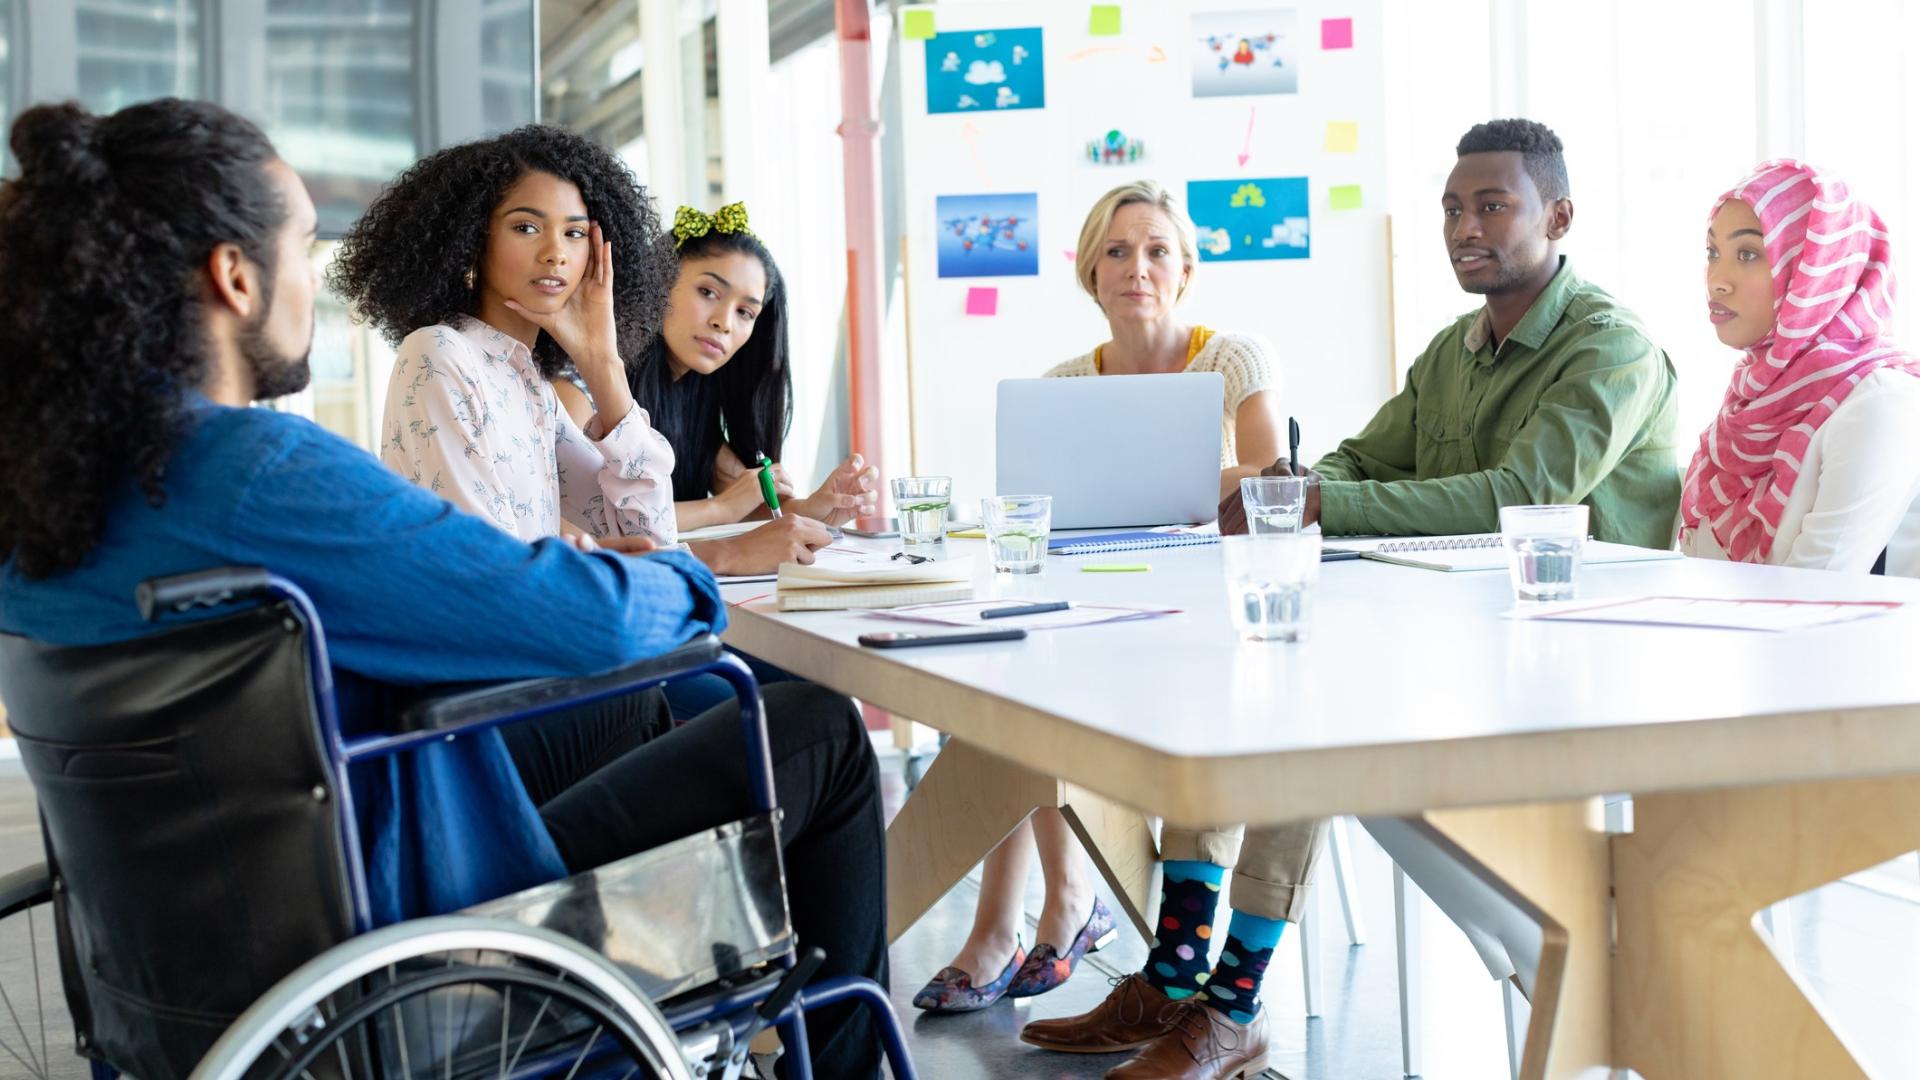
834, 0, 887, 487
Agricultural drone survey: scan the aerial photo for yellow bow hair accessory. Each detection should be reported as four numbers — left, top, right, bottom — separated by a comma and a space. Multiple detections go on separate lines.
672, 202, 753, 247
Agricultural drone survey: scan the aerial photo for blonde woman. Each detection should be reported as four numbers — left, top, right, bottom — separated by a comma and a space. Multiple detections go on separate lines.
913, 183, 1288, 1020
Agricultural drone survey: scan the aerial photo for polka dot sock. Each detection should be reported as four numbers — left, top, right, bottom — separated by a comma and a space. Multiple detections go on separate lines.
1200, 909, 1287, 1024
1140, 859, 1226, 1001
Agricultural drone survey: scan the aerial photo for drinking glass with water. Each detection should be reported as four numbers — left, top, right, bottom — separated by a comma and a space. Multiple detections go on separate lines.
982, 495, 1052, 574
892, 476, 952, 544
1239, 475, 1310, 534
1499, 504, 1588, 601
1221, 533, 1321, 642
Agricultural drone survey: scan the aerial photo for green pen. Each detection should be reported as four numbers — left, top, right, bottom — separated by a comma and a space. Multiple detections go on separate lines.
755, 453, 783, 518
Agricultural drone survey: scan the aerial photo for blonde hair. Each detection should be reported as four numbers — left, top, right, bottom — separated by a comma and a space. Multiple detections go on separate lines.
1074, 180, 1199, 307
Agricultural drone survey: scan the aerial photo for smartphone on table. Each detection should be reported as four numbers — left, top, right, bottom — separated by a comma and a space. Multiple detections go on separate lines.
843, 516, 900, 539
857, 628, 1027, 649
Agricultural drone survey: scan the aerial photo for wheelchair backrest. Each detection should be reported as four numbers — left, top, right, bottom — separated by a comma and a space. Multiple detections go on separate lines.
0, 600, 354, 1080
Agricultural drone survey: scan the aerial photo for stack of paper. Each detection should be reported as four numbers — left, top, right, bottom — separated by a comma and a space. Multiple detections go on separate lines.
776, 548, 977, 611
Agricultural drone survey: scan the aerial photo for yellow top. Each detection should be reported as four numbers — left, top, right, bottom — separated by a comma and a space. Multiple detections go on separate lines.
1092, 325, 1217, 374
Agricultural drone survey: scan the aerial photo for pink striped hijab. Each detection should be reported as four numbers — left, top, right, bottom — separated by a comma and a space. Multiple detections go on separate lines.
1679, 159, 1916, 562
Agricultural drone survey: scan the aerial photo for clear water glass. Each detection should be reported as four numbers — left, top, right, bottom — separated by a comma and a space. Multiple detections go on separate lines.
982, 495, 1052, 574
1500, 504, 1589, 602
892, 476, 952, 544
1221, 533, 1321, 642
1239, 475, 1309, 535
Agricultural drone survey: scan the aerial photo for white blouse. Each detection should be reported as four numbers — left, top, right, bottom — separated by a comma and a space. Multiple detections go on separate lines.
379, 317, 677, 545
1678, 368, 1920, 575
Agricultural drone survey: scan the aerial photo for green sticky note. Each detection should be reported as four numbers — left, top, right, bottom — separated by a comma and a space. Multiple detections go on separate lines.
1329, 184, 1364, 211
1089, 5, 1122, 36
902, 8, 935, 40
1082, 563, 1151, 572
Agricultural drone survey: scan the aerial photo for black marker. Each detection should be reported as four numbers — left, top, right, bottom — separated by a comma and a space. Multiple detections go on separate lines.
1288, 416, 1301, 474
980, 601, 1070, 620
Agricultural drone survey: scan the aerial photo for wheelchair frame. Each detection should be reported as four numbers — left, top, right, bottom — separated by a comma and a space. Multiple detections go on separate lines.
4, 567, 915, 1080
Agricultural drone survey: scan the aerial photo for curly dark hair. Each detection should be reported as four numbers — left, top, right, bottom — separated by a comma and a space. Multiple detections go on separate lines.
1456, 118, 1570, 202
629, 227, 793, 499
0, 99, 285, 579
327, 125, 678, 379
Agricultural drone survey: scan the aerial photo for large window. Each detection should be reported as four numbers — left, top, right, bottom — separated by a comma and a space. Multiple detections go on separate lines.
542, 0, 646, 159
76, 0, 202, 116
483, 0, 537, 131
264, 0, 417, 237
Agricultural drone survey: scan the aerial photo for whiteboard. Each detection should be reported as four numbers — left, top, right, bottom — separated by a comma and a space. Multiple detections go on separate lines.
897, 0, 1390, 513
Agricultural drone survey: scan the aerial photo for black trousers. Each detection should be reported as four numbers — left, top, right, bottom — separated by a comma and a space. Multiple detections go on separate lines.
499, 683, 888, 1079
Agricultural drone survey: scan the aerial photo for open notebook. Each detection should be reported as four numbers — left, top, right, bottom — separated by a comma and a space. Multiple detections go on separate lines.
1324, 533, 1684, 572
775, 549, 977, 611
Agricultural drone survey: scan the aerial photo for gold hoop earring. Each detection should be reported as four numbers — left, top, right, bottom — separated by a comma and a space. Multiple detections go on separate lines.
465, 265, 477, 291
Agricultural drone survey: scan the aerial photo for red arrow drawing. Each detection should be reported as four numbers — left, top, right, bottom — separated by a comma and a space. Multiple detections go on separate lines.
960, 121, 988, 185
1237, 107, 1256, 168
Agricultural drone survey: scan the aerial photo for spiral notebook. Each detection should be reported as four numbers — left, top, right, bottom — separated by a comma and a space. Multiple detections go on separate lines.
1324, 533, 1683, 572
1047, 530, 1222, 556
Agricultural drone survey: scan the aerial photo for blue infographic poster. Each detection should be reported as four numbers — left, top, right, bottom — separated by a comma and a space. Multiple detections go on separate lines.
924, 27, 1046, 114
1186, 177, 1311, 262
935, 193, 1040, 278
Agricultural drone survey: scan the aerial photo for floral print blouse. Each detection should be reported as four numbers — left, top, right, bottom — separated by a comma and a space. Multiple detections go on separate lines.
379, 316, 677, 545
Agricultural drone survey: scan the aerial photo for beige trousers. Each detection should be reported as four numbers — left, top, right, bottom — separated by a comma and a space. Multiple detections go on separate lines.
1159, 818, 1328, 922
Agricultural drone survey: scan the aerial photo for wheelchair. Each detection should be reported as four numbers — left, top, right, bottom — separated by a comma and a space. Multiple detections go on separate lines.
0, 568, 916, 1080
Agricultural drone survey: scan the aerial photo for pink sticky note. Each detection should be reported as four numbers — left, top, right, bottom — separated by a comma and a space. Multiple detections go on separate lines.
1321, 17, 1354, 49
965, 286, 998, 316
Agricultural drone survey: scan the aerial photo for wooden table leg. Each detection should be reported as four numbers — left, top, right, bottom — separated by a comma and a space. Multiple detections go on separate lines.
1421, 800, 1614, 1080
1060, 783, 1160, 941
1612, 775, 1920, 1079
886, 740, 1160, 943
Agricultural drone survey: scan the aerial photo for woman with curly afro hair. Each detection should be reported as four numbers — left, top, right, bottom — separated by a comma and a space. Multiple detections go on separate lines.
554, 203, 879, 532
330, 125, 830, 572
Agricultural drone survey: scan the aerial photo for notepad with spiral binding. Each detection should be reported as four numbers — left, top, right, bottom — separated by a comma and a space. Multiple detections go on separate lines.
1324, 533, 1683, 572
1046, 530, 1223, 556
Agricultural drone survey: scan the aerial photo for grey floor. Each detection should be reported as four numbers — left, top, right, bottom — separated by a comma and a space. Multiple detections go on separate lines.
1, 748, 1916, 1080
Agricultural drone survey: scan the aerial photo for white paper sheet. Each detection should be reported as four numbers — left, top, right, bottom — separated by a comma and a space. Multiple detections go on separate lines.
1514, 595, 1902, 632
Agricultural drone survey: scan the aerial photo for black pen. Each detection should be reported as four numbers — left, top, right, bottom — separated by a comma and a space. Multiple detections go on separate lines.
980, 601, 1069, 620
1288, 417, 1301, 474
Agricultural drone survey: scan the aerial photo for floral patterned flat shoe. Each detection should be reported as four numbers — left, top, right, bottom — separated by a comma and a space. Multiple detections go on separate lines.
911, 939, 1027, 1012
1008, 897, 1118, 998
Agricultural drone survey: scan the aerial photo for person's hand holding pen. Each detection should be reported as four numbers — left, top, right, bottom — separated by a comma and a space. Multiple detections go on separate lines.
1216, 416, 1321, 534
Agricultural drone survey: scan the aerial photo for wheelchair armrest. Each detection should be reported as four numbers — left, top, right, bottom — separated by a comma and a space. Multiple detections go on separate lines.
397, 635, 732, 733
0, 861, 53, 918
136, 566, 273, 621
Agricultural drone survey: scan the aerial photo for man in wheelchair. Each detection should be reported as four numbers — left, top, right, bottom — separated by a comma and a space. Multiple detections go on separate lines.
0, 100, 890, 1078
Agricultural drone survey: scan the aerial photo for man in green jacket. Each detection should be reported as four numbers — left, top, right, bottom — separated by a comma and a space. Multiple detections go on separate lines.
1222, 118, 1681, 548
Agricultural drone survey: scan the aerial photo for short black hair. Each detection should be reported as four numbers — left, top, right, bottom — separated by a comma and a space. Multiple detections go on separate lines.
1456, 118, 1569, 202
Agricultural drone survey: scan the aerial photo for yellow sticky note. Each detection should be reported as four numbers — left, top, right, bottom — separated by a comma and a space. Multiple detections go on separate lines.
902, 8, 936, 40
1089, 5, 1122, 36
947, 528, 988, 539
1324, 121, 1359, 154
1329, 184, 1364, 211
1082, 563, 1151, 572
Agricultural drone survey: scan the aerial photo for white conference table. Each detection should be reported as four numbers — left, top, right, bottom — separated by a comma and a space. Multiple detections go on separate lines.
719, 536, 1920, 1080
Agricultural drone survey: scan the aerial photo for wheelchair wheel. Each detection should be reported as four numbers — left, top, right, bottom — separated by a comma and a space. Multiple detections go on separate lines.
0, 864, 75, 1080
191, 916, 694, 1080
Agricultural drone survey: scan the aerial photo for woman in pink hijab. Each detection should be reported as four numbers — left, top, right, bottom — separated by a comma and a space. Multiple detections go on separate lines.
1680, 160, 1920, 574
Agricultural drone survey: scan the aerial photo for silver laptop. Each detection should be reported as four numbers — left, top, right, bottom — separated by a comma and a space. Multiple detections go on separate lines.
996, 371, 1224, 529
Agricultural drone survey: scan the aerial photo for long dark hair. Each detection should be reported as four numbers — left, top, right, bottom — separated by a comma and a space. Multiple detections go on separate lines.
0, 99, 284, 579
328, 125, 677, 379
629, 228, 793, 498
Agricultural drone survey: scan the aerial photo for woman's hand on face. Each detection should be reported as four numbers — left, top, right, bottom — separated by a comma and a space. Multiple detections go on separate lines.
505, 220, 621, 375
799, 452, 880, 526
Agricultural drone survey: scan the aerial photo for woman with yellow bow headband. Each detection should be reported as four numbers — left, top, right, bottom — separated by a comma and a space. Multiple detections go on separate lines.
557, 201, 881, 533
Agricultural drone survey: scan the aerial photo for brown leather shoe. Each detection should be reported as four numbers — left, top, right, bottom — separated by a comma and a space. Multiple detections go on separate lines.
1019, 973, 1185, 1054
1104, 1001, 1270, 1079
